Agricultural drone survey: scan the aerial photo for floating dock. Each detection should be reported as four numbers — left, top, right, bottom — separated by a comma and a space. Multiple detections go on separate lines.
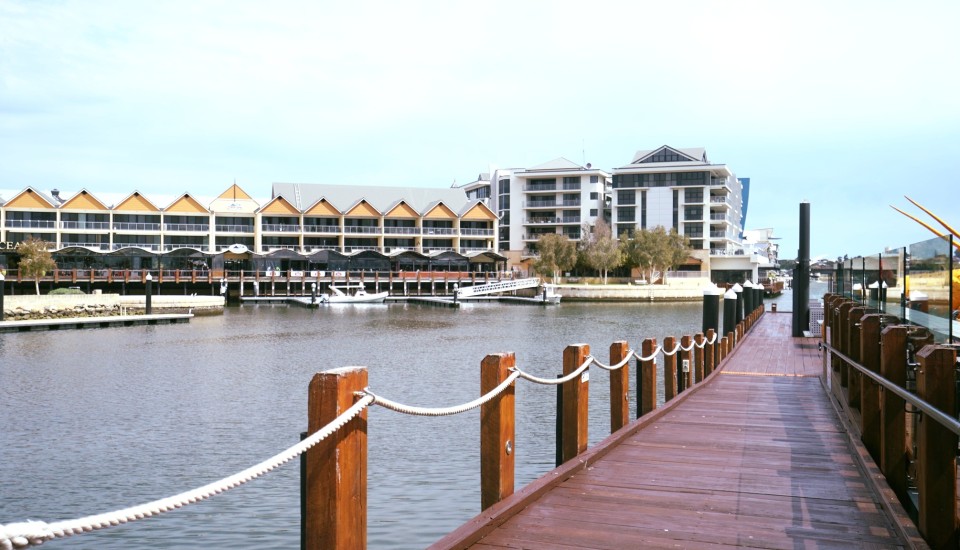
0, 313, 193, 333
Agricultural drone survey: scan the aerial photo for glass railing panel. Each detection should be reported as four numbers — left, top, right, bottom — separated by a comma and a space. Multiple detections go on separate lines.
906, 235, 954, 342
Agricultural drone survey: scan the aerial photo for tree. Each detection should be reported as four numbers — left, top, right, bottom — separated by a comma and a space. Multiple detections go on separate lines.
17, 237, 57, 295
620, 228, 656, 283
661, 229, 692, 283
620, 227, 691, 284
580, 219, 622, 284
533, 233, 577, 284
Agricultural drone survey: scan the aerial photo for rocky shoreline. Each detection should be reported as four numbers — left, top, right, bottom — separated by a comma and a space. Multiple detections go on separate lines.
2, 294, 225, 322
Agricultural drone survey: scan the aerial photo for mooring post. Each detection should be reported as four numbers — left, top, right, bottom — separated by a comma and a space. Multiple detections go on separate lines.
742, 281, 754, 324
305, 367, 368, 550
0, 271, 5, 322
879, 325, 909, 505
561, 344, 589, 463
680, 335, 693, 391
145, 273, 153, 315
638, 338, 657, 417
704, 329, 716, 376
609, 341, 630, 433
732, 283, 744, 325
480, 353, 516, 511
662, 336, 678, 401
693, 333, 705, 383
847, 306, 867, 409
916, 345, 959, 548
702, 285, 722, 335
723, 289, 737, 336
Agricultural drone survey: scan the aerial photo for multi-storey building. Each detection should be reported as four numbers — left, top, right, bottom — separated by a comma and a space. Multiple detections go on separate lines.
0, 182, 498, 261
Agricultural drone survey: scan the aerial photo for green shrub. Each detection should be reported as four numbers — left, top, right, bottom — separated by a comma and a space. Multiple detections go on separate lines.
49, 287, 86, 295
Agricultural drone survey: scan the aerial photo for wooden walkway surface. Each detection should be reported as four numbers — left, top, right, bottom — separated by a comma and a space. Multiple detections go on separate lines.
435, 313, 917, 549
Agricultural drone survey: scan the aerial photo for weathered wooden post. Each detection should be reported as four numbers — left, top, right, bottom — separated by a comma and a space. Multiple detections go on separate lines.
663, 336, 678, 401
704, 329, 716, 376
916, 345, 958, 548
561, 344, 589, 463
638, 338, 657, 417
837, 301, 855, 389
693, 333, 705, 383
858, 314, 884, 463
481, 353, 516, 511
719, 335, 729, 364
609, 342, 630, 433
846, 306, 867, 409
680, 335, 693, 391
880, 324, 909, 505
305, 367, 368, 550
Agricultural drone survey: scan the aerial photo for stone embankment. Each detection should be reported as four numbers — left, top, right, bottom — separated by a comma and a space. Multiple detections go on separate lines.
3, 294, 224, 321
556, 278, 711, 302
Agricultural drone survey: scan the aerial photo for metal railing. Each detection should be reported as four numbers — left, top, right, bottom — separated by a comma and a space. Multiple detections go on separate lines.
261, 224, 302, 232
422, 227, 455, 235
383, 226, 419, 234
460, 228, 495, 236
113, 222, 161, 231
303, 225, 341, 233
215, 225, 255, 233
342, 226, 380, 234
5, 219, 57, 228
60, 221, 111, 230
164, 223, 210, 232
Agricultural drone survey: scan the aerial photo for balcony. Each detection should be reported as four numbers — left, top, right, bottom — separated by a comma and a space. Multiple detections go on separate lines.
710, 213, 731, 221
383, 226, 419, 235
525, 200, 558, 208
113, 222, 161, 231
710, 196, 729, 204
265, 244, 300, 251
61, 221, 110, 230
562, 182, 581, 190
164, 223, 210, 232
215, 224, 255, 233
342, 226, 380, 234
304, 224, 341, 233
164, 243, 207, 251
422, 227, 455, 235
459, 228, 494, 236
525, 183, 557, 192
344, 245, 380, 252
113, 242, 160, 251
561, 199, 581, 207
261, 224, 302, 232
6, 219, 56, 229
60, 242, 109, 250
460, 246, 492, 253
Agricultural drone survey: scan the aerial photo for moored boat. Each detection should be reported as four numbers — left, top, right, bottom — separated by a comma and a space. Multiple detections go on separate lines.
320, 284, 388, 304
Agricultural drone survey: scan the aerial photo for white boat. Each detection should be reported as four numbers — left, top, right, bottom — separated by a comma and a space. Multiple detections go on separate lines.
320, 284, 388, 304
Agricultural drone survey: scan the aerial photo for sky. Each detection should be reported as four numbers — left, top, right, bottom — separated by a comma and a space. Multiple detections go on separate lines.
2, 0, 959, 261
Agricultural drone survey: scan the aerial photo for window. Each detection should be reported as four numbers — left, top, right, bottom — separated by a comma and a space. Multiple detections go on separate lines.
589, 208, 598, 217
590, 175, 599, 183
617, 190, 635, 205
590, 192, 598, 200
498, 179, 510, 193
639, 148, 691, 164
617, 207, 635, 222
562, 176, 581, 184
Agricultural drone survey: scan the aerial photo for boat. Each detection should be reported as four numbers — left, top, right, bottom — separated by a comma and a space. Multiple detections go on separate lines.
320, 284, 388, 304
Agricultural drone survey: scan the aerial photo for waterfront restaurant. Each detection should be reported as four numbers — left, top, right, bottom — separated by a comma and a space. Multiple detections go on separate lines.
0, 182, 505, 279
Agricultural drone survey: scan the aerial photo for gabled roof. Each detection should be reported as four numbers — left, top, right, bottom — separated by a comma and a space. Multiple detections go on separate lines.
344, 198, 382, 217
114, 191, 162, 212
303, 197, 341, 216
60, 189, 110, 211
272, 182, 473, 215
259, 194, 299, 215
165, 193, 210, 214
630, 145, 708, 165
459, 200, 497, 221
527, 157, 585, 171
3, 187, 57, 209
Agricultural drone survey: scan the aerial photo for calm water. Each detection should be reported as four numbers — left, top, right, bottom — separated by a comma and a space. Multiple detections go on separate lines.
2, 299, 739, 548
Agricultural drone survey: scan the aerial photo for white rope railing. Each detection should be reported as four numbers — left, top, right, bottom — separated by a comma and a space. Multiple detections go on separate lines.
512, 356, 594, 385
0, 395, 374, 550
588, 351, 635, 371
361, 371, 521, 416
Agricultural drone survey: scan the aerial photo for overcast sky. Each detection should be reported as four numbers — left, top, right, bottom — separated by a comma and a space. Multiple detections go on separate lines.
2, 1, 958, 261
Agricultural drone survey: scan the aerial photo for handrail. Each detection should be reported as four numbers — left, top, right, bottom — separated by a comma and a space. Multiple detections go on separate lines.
821, 340, 960, 436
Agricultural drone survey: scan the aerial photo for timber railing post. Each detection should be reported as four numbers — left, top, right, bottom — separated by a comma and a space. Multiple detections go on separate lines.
561, 344, 589, 463
694, 333, 705, 383
680, 335, 693, 391
846, 306, 866, 410
663, 336, 677, 401
638, 338, 657, 417
720, 335, 729, 364
481, 353, 516, 511
305, 367, 368, 550
837, 301, 855, 390
705, 329, 716, 376
879, 325, 908, 505
858, 314, 884, 464
916, 344, 959, 548
609, 341, 630, 433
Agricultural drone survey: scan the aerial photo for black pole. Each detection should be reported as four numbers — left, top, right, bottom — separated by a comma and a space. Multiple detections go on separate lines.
743, 282, 754, 316
145, 275, 153, 315
702, 286, 721, 334
0, 274, 5, 322
793, 202, 811, 336
733, 283, 744, 325
555, 374, 563, 467
723, 289, 737, 335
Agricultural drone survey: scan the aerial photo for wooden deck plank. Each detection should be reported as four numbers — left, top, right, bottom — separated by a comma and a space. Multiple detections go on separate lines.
432, 314, 915, 549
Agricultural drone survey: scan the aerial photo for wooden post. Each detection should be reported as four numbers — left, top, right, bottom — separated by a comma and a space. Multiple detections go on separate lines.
727, 331, 735, 354
561, 344, 589, 463
719, 336, 728, 364
704, 329, 716, 376
480, 353, 515, 511
879, 325, 908, 504
916, 344, 958, 548
663, 336, 677, 401
680, 335, 693, 391
609, 341, 630, 433
694, 333, 705, 383
847, 306, 866, 409
638, 338, 657, 418
305, 367, 368, 550
858, 314, 884, 463
838, 301, 855, 388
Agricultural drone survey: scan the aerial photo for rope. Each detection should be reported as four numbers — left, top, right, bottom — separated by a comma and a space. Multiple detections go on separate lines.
512, 356, 594, 385
0, 395, 373, 550
632, 348, 659, 362
362, 371, 520, 416
587, 351, 635, 371
660, 342, 682, 356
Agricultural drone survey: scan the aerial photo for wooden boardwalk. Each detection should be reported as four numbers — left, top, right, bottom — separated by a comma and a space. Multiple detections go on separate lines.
435, 313, 920, 549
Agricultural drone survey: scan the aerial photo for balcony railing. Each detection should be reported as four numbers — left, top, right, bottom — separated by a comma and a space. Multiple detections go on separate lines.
5, 219, 56, 229
710, 196, 729, 204
61, 221, 110, 230
215, 224, 255, 233
164, 223, 210, 232
265, 244, 299, 251
562, 182, 581, 190
342, 226, 380, 234
459, 228, 494, 236
710, 231, 731, 238
113, 222, 161, 231
261, 224, 302, 232
710, 213, 731, 221
113, 242, 160, 251
303, 225, 341, 233
525, 200, 557, 208
164, 243, 208, 251
525, 183, 557, 192
383, 226, 419, 235
344, 245, 380, 252
424, 247, 456, 253
422, 227, 455, 235
684, 195, 704, 203
561, 200, 581, 207
459, 247, 492, 253
60, 242, 109, 250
